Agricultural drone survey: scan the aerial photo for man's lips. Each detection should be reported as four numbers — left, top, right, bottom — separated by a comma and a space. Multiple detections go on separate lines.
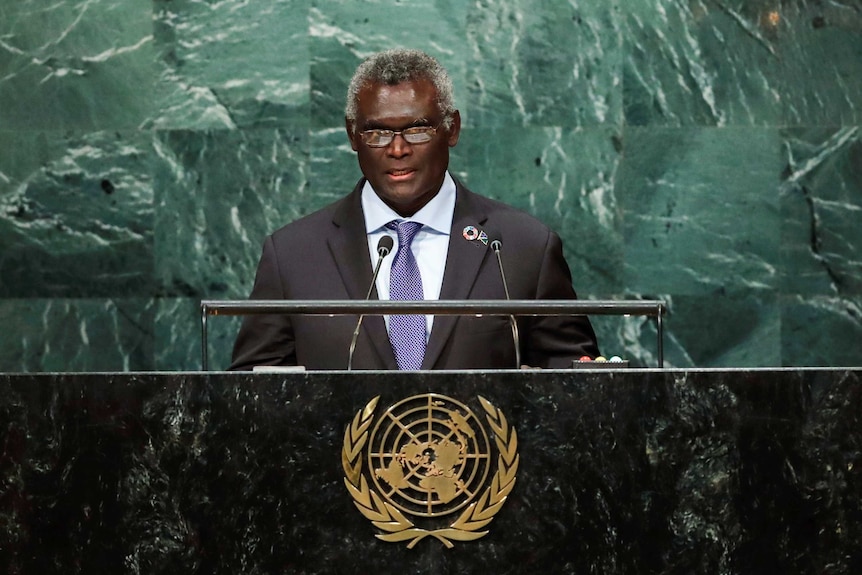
386, 168, 416, 181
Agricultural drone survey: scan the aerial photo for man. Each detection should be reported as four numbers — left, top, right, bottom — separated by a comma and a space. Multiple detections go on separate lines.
230, 49, 599, 370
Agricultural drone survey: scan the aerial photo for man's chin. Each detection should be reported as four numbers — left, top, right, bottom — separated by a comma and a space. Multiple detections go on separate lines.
375, 186, 435, 217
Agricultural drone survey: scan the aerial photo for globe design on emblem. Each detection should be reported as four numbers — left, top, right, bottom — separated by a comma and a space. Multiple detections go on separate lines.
368, 394, 492, 517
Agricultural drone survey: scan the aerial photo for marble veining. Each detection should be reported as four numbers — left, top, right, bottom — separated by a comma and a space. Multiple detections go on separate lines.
1, 370, 860, 573
1, 0, 861, 371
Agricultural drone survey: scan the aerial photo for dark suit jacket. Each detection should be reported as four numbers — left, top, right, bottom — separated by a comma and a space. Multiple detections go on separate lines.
229, 179, 599, 370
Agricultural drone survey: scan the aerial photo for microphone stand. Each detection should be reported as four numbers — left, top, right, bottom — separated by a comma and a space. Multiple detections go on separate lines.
490, 239, 521, 369
347, 236, 393, 370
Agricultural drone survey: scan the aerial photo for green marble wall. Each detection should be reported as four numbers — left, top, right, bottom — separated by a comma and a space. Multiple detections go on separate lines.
1, 0, 860, 371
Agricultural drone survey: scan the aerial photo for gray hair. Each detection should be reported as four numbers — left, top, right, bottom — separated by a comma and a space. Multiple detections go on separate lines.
345, 49, 456, 129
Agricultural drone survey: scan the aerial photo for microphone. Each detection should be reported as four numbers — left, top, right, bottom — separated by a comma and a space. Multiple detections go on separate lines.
489, 238, 521, 369
347, 235, 394, 370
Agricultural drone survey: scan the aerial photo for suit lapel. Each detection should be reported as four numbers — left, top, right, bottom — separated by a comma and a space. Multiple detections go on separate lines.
329, 187, 371, 300
422, 185, 490, 369
329, 182, 398, 370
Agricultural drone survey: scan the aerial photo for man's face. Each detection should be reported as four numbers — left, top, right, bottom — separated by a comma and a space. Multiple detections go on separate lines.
346, 78, 461, 217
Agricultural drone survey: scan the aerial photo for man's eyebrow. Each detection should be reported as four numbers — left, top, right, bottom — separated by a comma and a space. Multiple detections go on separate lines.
361, 118, 432, 130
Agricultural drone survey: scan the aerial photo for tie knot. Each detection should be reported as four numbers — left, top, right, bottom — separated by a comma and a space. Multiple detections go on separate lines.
387, 220, 423, 246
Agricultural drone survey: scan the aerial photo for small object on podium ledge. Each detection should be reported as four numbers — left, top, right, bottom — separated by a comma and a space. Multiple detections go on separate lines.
252, 365, 307, 373
571, 355, 629, 369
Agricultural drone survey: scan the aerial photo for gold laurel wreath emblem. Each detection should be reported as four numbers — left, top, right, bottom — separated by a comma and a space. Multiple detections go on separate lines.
341, 395, 519, 549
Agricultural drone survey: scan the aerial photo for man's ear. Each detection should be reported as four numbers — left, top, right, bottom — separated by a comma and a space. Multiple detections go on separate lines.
446, 110, 461, 147
345, 119, 360, 151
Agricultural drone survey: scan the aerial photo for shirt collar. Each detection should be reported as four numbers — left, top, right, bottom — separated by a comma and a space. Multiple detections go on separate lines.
361, 171, 456, 235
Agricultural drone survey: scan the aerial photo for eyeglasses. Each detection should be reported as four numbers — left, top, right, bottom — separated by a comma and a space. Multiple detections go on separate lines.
359, 124, 440, 148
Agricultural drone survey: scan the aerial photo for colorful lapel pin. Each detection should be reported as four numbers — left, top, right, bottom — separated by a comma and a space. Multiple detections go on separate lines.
463, 226, 489, 246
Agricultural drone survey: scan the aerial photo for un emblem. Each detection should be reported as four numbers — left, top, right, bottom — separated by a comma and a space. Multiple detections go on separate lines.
342, 394, 519, 548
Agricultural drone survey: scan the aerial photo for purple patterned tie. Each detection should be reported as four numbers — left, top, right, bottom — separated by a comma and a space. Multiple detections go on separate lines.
386, 220, 426, 370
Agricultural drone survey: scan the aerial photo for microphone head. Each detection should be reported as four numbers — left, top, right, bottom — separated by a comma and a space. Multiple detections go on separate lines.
377, 235, 394, 256
490, 239, 502, 252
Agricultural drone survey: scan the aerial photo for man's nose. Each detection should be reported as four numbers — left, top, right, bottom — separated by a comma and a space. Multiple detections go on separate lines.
387, 133, 412, 157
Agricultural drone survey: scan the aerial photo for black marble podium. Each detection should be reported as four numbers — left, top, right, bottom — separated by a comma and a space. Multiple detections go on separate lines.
2, 369, 860, 574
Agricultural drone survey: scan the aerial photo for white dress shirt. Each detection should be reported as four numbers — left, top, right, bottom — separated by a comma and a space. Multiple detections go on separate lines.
361, 172, 456, 337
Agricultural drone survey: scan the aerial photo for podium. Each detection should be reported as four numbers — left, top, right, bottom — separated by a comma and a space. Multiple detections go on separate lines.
2, 369, 860, 573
